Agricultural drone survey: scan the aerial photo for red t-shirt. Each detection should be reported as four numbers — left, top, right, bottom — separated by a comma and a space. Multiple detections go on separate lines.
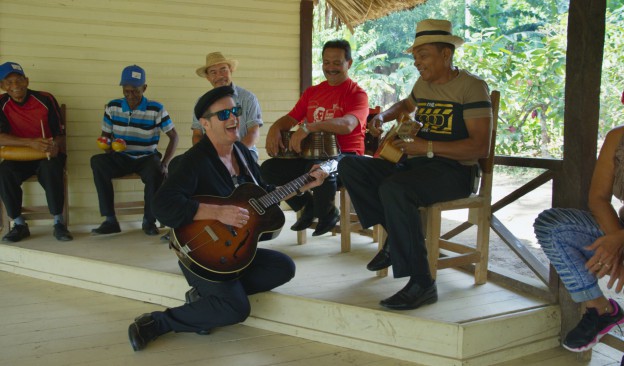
0, 90, 63, 138
287, 79, 369, 155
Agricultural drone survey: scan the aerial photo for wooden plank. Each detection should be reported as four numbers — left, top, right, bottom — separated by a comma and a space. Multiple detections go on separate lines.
491, 216, 549, 284
494, 156, 563, 170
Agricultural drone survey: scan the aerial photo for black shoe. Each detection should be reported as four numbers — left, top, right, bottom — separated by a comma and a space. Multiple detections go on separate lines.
2, 224, 30, 242
380, 280, 438, 310
367, 241, 391, 271
312, 207, 340, 236
128, 313, 161, 351
563, 299, 624, 352
91, 221, 121, 235
290, 204, 315, 231
53, 223, 73, 241
142, 222, 159, 236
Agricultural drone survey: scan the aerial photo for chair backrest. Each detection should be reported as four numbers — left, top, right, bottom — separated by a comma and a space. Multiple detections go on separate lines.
476, 90, 500, 198
364, 106, 382, 156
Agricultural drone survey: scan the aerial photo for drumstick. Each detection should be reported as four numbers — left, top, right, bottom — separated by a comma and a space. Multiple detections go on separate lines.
40, 120, 51, 160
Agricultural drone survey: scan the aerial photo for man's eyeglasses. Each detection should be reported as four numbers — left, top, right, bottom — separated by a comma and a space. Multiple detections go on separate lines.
203, 106, 242, 121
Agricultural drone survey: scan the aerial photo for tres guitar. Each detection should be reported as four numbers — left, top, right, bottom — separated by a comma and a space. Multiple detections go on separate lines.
375, 116, 422, 163
171, 159, 338, 282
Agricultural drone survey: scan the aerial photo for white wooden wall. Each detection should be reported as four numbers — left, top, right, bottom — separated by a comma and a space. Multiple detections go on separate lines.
0, 0, 301, 225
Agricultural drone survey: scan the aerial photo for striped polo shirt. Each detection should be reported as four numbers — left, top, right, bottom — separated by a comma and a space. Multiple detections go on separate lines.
102, 96, 174, 158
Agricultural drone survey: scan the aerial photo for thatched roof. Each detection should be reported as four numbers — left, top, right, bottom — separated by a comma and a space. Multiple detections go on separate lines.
320, 0, 427, 30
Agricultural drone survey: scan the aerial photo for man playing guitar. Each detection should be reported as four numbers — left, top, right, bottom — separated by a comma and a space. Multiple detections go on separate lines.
127, 85, 329, 351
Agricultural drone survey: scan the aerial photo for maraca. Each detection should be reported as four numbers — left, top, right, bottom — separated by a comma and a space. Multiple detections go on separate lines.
111, 138, 126, 152
96, 136, 111, 150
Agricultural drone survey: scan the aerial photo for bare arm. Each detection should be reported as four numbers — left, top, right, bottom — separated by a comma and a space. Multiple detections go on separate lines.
368, 99, 416, 137
160, 128, 179, 175
393, 115, 491, 160
0, 133, 55, 154
588, 127, 624, 234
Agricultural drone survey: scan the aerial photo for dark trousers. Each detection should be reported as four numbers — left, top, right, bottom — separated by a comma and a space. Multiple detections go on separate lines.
260, 157, 338, 218
0, 154, 66, 218
338, 155, 473, 278
90, 152, 163, 223
151, 248, 295, 334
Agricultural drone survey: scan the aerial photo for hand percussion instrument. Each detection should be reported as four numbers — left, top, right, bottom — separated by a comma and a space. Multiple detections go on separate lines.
300, 132, 339, 159
0, 146, 49, 161
276, 131, 301, 158
375, 118, 422, 163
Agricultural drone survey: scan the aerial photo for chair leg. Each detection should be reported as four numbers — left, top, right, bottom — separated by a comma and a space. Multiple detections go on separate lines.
339, 188, 351, 253
474, 207, 491, 285
296, 210, 306, 245
425, 207, 441, 280
375, 226, 388, 278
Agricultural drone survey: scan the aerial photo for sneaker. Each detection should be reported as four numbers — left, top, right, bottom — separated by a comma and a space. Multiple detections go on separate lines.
53, 223, 73, 241
142, 222, 159, 236
563, 299, 624, 352
91, 221, 121, 235
2, 224, 30, 242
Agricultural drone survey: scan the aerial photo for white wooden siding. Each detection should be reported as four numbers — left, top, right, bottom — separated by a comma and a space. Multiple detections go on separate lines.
0, 0, 301, 224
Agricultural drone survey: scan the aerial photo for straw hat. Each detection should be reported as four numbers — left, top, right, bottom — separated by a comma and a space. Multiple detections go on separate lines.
406, 19, 464, 52
195, 52, 239, 77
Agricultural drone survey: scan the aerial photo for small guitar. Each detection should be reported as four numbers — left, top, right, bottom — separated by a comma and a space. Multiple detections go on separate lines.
171, 159, 338, 282
375, 116, 422, 163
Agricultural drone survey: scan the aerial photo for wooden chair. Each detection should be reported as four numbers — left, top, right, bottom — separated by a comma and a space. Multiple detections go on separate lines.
423, 90, 500, 284
1, 104, 69, 233
296, 107, 384, 253
112, 173, 146, 216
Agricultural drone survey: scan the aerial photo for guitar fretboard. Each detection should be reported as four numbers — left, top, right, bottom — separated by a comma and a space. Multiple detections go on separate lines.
256, 173, 316, 209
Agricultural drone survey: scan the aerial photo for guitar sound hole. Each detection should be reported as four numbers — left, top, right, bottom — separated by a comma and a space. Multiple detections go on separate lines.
225, 240, 231, 247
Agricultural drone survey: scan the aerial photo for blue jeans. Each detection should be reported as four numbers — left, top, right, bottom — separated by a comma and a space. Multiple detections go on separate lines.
534, 208, 605, 303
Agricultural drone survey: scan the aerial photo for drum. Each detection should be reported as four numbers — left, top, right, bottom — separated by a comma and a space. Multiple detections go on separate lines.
301, 132, 339, 159
276, 131, 301, 158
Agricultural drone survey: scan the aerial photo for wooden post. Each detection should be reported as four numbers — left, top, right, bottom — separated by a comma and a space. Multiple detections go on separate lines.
300, 0, 313, 95
553, 0, 606, 360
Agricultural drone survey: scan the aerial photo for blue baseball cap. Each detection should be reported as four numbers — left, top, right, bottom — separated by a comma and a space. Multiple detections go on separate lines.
0, 62, 26, 80
119, 65, 146, 87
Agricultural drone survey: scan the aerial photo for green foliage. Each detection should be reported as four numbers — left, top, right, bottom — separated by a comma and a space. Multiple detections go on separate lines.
312, 1, 624, 159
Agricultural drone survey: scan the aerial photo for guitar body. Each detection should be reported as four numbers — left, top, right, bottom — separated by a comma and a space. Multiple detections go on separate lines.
171, 183, 285, 282
375, 132, 405, 163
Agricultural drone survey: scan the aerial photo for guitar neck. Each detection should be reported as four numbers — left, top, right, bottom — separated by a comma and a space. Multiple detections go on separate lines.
256, 173, 316, 209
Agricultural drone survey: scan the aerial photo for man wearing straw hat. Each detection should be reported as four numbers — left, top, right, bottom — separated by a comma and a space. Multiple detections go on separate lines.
338, 19, 492, 310
0, 61, 72, 242
193, 52, 263, 161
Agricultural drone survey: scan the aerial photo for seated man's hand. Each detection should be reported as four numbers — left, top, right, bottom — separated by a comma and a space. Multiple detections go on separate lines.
265, 126, 285, 157
367, 114, 384, 137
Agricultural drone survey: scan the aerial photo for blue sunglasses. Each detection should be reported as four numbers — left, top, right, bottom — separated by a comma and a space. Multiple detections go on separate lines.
203, 105, 242, 121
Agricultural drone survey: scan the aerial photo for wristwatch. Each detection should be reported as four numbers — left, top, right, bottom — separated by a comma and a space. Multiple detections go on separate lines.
427, 141, 434, 158
300, 121, 310, 134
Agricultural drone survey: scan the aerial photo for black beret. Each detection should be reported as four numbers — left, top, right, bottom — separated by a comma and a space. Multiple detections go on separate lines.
194, 85, 235, 120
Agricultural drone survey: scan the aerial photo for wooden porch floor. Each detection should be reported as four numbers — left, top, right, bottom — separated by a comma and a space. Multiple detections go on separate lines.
0, 211, 622, 365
